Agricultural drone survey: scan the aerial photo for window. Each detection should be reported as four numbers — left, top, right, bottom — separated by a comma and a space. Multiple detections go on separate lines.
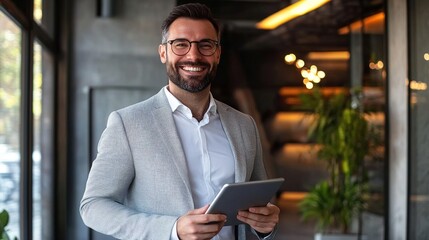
32, 40, 54, 240
0, 9, 22, 239
0, 0, 56, 239
408, 0, 429, 238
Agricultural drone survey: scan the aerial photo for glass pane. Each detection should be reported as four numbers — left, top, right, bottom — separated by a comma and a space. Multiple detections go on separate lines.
339, 7, 386, 239
33, 41, 42, 240
0, 9, 22, 240
33, 40, 54, 240
408, 0, 429, 239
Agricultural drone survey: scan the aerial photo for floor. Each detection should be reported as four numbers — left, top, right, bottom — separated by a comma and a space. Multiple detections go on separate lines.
275, 192, 316, 240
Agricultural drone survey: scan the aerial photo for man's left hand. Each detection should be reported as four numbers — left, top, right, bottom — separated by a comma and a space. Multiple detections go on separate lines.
236, 202, 280, 234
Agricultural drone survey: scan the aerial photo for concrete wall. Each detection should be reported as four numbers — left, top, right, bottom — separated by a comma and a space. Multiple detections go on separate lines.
387, 0, 408, 239
68, 0, 174, 239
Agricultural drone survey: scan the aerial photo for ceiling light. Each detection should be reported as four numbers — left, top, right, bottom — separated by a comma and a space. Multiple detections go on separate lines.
256, 0, 331, 30
295, 59, 305, 68
301, 69, 309, 78
284, 53, 297, 64
305, 82, 314, 89
307, 51, 350, 60
317, 71, 326, 78
313, 76, 321, 83
338, 12, 385, 34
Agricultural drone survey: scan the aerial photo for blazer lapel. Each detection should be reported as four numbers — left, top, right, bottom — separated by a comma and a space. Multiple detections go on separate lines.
151, 90, 193, 205
216, 101, 247, 183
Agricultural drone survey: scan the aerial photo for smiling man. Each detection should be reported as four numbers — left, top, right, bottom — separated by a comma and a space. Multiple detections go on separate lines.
80, 3, 280, 240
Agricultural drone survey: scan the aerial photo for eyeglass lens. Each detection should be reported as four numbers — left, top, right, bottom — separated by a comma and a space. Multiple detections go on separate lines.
170, 39, 217, 56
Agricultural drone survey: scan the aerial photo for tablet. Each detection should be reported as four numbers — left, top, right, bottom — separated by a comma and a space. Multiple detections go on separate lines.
205, 178, 284, 226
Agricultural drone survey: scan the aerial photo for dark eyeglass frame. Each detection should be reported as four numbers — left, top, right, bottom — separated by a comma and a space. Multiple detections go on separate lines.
163, 38, 219, 56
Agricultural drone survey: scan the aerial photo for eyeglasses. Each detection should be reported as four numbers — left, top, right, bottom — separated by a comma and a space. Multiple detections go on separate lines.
164, 39, 219, 56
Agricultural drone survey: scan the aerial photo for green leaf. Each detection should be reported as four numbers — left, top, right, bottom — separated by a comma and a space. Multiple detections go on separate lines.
298, 88, 373, 234
0, 209, 10, 240
0, 210, 9, 231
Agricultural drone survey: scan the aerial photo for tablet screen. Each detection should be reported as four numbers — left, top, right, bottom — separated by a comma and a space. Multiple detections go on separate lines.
205, 178, 284, 226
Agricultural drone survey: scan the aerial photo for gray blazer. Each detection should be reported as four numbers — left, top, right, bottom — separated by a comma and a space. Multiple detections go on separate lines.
80, 89, 274, 240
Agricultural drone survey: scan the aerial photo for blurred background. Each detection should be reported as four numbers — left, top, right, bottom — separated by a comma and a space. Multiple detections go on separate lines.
0, 0, 428, 239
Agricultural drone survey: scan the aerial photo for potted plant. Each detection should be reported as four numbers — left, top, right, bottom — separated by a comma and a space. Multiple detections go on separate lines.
298, 88, 371, 240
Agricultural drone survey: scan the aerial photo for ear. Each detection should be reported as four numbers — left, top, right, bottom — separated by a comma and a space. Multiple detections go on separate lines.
158, 44, 167, 64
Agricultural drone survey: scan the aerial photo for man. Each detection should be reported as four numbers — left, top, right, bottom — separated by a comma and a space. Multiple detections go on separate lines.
80, 3, 280, 240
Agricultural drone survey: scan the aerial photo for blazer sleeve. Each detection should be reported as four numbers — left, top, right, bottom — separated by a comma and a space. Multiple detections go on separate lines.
252, 116, 279, 240
249, 114, 268, 181
80, 111, 177, 240
242, 115, 278, 240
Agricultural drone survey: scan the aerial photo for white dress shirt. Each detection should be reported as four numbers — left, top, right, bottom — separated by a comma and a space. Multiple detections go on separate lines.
164, 87, 236, 240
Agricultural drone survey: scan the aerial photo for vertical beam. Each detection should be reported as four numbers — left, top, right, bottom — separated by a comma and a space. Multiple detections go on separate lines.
55, 0, 70, 239
350, 32, 363, 109
20, 1, 34, 239
387, 0, 408, 239
350, 33, 363, 89
21, 30, 34, 240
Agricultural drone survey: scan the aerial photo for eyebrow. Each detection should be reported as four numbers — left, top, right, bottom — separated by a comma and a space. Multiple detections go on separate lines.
170, 38, 218, 42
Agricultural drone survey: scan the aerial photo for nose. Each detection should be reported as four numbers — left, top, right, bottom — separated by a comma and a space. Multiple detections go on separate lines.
186, 43, 202, 60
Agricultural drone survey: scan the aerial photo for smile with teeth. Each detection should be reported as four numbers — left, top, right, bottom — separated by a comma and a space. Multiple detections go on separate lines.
181, 66, 205, 72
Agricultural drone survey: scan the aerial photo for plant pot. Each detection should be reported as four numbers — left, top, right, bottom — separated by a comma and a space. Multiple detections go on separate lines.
315, 233, 368, 240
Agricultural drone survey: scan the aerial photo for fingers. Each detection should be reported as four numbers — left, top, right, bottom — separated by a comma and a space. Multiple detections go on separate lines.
177, 205, 227, 240
249, 202, 280, 216
177, 217, 225, 240
188, 204, 210, 215
186, 204, 227, 224
236, 203, 280, 234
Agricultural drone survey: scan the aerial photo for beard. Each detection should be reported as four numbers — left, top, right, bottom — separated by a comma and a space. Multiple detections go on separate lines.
166, 59, 218, 93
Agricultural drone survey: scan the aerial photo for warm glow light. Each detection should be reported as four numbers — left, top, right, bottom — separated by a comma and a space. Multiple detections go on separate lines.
256, 0, 331, 30
301, 69, 309, 78
296, 59, 305, 68
278, 86, 349, 96
339, 12, 385, 34
410, 195, 429, 202
280, 192, 308, 201
424, 53, 429, 61
285, 53, 296, 64
369, 60, 384, 70
307, 51, 350, 60
285, 54, 325, 87
313, 76, 321, 83
317, 71, 326, 78
410, 80, 428, 91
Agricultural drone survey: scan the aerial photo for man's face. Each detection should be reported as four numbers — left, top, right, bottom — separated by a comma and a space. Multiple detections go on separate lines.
158, 18, 221, 93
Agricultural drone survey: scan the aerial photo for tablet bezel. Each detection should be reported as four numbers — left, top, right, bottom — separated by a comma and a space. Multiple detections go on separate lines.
205, 178, 284, 226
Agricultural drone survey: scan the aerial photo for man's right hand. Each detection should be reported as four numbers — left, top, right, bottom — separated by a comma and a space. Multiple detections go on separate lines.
176, 204, 226, 240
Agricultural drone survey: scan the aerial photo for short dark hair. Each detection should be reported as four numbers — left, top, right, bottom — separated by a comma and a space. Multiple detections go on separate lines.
161, 3, 220, 43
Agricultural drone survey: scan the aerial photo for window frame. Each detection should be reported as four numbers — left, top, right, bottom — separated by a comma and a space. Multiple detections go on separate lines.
0, 0, 58, 239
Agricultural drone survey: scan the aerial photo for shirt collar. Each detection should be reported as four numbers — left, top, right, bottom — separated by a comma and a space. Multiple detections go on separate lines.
163, 86, 218, 119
